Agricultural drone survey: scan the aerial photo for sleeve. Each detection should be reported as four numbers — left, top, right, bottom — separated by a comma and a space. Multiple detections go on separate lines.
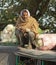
31, 18, 39, 36
15, 18, 20, 29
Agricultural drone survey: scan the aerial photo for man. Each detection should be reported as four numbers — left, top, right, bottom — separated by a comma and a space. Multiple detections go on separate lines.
15, 9, 39, 49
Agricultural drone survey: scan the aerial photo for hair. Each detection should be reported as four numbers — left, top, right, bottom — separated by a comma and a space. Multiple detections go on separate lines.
20, 9, 30, 16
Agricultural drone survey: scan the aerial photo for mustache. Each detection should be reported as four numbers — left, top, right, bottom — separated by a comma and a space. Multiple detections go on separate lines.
19, 16, 28, 22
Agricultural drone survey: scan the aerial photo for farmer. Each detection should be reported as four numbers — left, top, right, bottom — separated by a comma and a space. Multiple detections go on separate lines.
15, 9, 39, 49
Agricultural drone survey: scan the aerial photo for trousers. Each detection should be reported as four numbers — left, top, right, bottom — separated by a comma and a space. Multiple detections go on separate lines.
15, 29, 36, 49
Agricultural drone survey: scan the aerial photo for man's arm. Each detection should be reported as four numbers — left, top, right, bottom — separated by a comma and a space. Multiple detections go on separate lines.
32, 19, 39, 38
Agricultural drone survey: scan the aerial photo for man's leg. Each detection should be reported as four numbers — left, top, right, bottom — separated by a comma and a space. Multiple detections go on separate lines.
15, 29, 24, 46
22, 32, 29, 47
28, 31, 36, 49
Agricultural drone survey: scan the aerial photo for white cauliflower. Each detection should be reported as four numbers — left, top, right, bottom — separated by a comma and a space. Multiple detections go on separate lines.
1, 24, 17, 42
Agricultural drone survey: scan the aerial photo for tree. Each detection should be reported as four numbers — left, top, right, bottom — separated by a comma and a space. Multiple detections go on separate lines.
38, 0, 56, 33
0, 0, 56, 33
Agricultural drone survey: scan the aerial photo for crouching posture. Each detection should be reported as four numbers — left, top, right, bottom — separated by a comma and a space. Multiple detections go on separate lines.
15, 9, 39, 49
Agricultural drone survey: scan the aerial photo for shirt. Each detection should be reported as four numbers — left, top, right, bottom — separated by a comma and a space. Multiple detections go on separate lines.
16, 16, 39, 35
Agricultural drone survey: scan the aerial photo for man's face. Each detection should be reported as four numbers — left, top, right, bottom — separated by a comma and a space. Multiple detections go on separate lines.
22, 11, 28, 20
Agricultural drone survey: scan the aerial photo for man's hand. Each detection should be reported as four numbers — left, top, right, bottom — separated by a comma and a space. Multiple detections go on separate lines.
35, 34, 39, 38
18, 27, 26, 33
26, 28, 30, 32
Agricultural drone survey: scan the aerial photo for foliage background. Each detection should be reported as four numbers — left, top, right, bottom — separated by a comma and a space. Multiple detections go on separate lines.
0, 0, 56, 33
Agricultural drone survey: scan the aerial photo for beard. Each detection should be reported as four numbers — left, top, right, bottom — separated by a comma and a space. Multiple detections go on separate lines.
19, 16, 29, 22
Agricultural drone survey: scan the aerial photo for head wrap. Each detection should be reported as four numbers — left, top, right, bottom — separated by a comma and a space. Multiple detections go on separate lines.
20, 9, 30, 16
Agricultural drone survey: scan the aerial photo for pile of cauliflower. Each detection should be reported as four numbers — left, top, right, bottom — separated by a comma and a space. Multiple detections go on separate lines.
1, 24, 17, 42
